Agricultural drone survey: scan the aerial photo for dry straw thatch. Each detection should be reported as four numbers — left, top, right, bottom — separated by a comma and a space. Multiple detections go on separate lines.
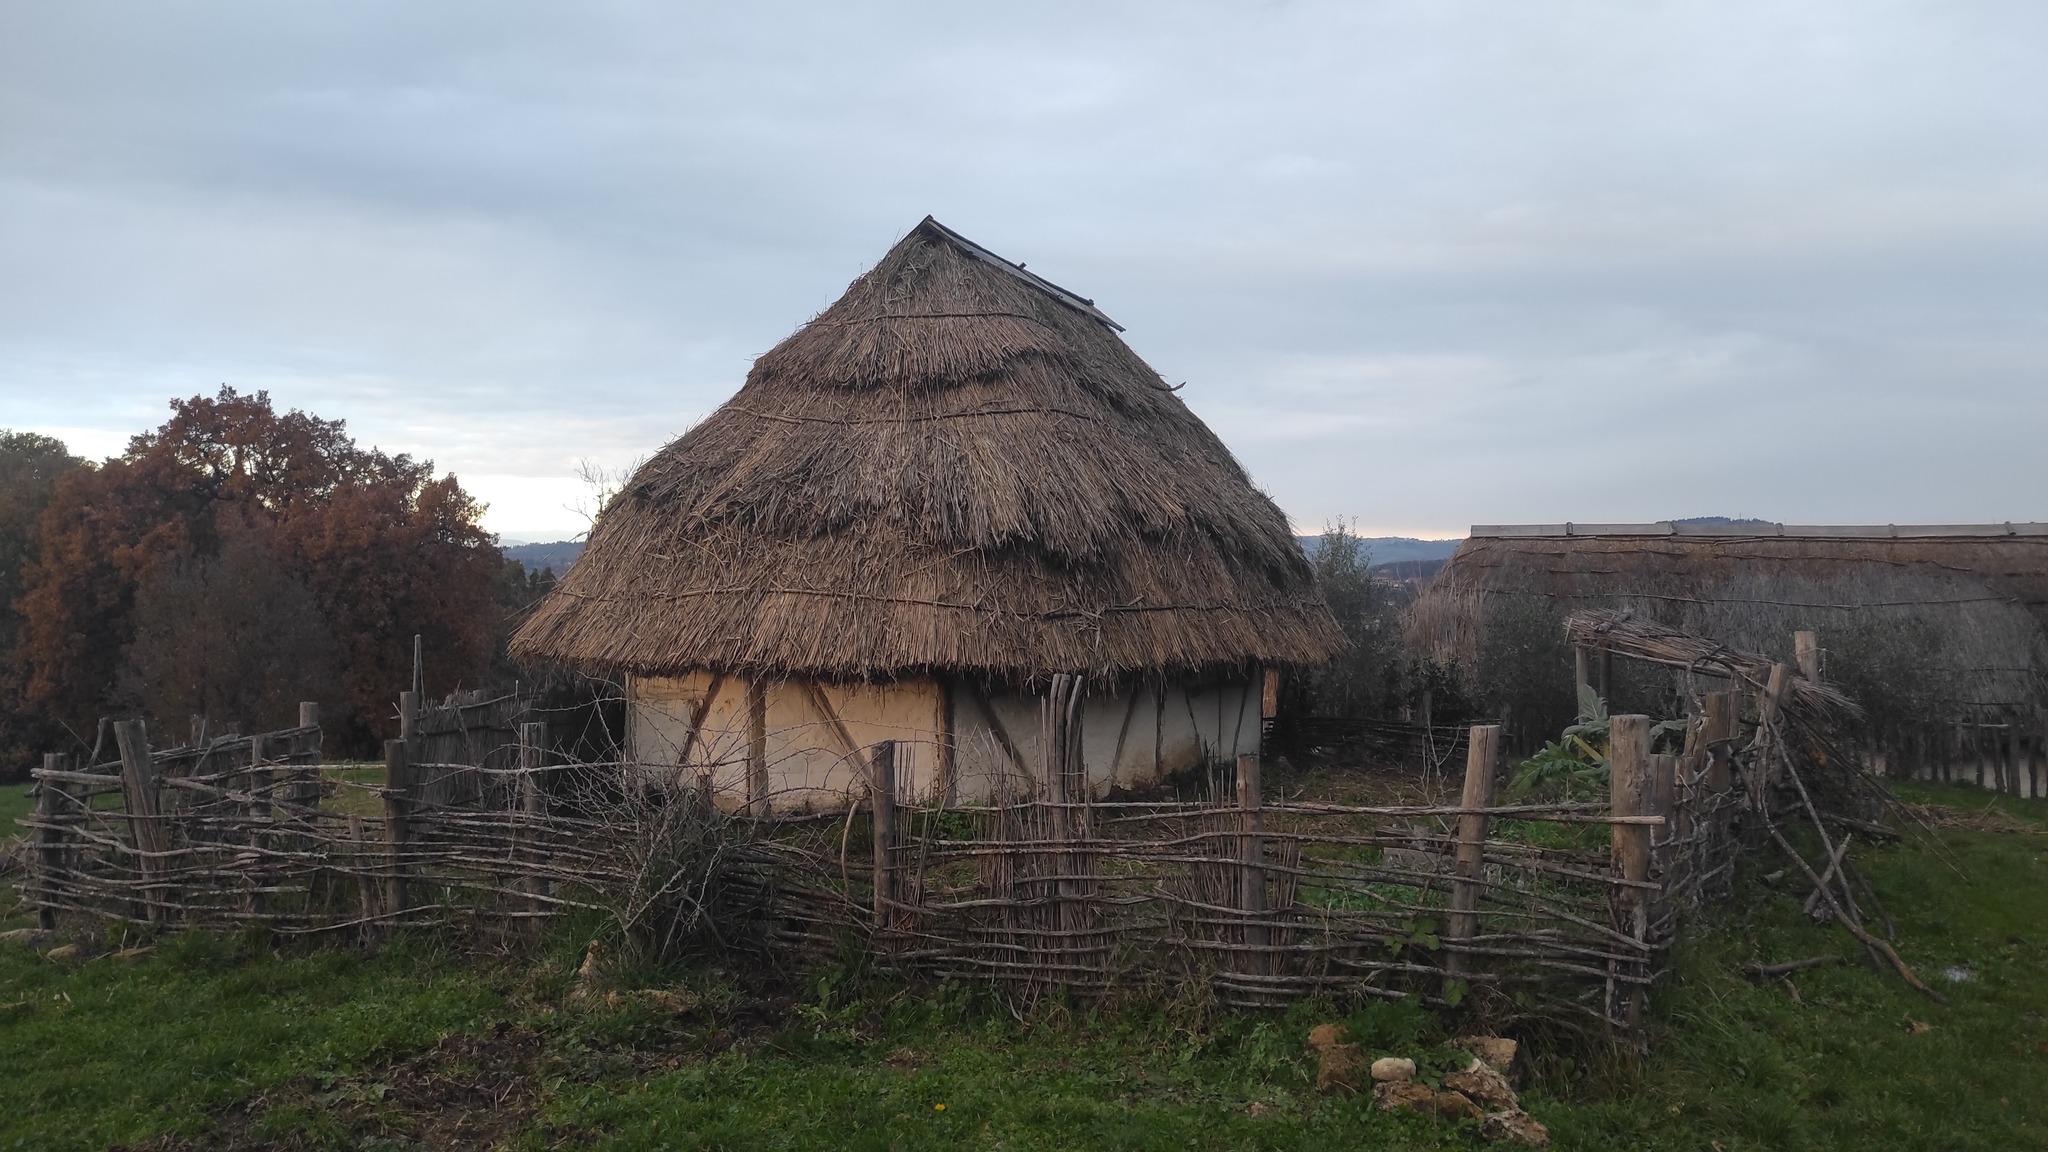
513, 218, 1342, 681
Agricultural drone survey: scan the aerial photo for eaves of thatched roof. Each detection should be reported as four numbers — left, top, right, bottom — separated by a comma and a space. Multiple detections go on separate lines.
511, 218, 1343, 681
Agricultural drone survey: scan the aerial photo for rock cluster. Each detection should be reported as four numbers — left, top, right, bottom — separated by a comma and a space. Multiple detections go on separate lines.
1307, 1026, 1550, 1146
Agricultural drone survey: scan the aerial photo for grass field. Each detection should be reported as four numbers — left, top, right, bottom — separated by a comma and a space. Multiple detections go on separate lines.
0, 777, 2043, 1150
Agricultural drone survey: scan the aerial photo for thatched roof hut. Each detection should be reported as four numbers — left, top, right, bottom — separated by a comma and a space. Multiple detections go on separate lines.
1411, 523, 2048, 792
513, 218, 1341, 809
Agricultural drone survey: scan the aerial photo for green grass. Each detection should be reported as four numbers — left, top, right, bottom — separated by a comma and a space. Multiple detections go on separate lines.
0, 784, 2044, 1150
0, 931, 506, 1150
0, 781, 32, 832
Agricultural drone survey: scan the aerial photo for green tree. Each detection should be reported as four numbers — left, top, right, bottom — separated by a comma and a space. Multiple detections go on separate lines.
1299, 522, 1404, 718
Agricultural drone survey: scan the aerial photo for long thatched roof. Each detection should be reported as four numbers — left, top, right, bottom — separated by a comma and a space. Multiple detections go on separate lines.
511, 218, 1343, 681
1412, 525, 2048, 708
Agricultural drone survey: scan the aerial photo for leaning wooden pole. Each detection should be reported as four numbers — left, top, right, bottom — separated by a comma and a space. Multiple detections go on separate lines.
1446, 724, 1500, 989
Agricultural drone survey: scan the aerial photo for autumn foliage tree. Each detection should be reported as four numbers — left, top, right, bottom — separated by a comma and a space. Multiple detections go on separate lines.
17, 388, 503, 754
0, 431, 89, 771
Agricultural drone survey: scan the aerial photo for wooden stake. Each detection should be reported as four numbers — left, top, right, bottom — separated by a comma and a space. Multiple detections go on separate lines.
34, 753, 71, 931
1446, 724, 1500, 987
1648, 752, 1677, 877
298, 701, 323, 810
519, 721, 549, 920
1236, 752, 1266, 972
114, 719, 168, 924
383, 738, 411, 921
1794, 631, 1820, 682
1609, 714, 1652, 1031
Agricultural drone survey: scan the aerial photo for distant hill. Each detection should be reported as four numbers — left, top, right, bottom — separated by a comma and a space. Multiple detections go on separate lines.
504, 540, 584, 575
1295, 535, 1464, 566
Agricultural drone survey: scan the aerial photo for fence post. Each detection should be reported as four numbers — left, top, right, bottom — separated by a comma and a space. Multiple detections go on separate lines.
297, 702, 323, 811
1756, 663, 1791, 799
347, 812, 379, 928
1235, 752, 1266, 972
1794, 631, 1820, 682
1648, 751, 1679, 906
519, 721, 550, 922
1609, 714, 1652, 1033
33, 753, 72, 931
870, 740, 896, 937
383, 737, 411, 923
245, 732, 273, 916
1446, 724, 1499, 987
114, 719, 168, 924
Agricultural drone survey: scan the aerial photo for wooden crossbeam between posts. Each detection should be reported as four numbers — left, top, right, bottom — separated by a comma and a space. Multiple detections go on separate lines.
1446, 724, 1500, 988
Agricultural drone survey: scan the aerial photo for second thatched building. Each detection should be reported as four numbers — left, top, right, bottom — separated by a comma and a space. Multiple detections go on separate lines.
511, 218, 1342, 811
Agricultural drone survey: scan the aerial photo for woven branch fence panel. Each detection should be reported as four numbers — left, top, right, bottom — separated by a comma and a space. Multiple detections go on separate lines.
21, 668, 1782, 1042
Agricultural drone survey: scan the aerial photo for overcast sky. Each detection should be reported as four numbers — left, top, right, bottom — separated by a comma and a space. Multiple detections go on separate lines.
4, 2, 2044, 541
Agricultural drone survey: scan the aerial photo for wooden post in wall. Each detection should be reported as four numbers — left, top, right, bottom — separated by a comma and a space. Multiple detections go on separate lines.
1608, 714, 1652, 1032
382, 738, 411, 923
936, 681, 957, 806
869, 740, 897, 938
1794, 631, 1820, 682
1235, 752, 1266, 973
746, 679, 769, 817
114, 719, 168, 924
1575, 645, 1591, 700
1446, 724, 1500, 989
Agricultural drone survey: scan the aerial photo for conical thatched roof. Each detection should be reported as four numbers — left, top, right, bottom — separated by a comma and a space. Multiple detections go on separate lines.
511, 217, 1342, 681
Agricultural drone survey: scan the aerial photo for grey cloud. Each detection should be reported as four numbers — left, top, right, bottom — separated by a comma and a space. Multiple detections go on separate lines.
2, 1, 2044, 536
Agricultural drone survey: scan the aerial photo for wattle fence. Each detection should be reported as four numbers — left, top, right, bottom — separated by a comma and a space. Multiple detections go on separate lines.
21, 639, 1836, 1040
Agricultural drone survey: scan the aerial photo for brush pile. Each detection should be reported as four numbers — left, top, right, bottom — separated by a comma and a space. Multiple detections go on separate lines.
1565, 610, 1942, 1002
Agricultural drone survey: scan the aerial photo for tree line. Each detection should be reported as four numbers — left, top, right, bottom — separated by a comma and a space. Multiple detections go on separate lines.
0, 388, 556, 775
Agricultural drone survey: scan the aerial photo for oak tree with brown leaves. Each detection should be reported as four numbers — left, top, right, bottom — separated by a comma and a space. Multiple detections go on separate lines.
17, 388, 503, 754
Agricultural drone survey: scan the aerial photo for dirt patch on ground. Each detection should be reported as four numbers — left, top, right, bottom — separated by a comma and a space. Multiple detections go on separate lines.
113, 988, 801, 1152
118, 1023, 551, 1151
